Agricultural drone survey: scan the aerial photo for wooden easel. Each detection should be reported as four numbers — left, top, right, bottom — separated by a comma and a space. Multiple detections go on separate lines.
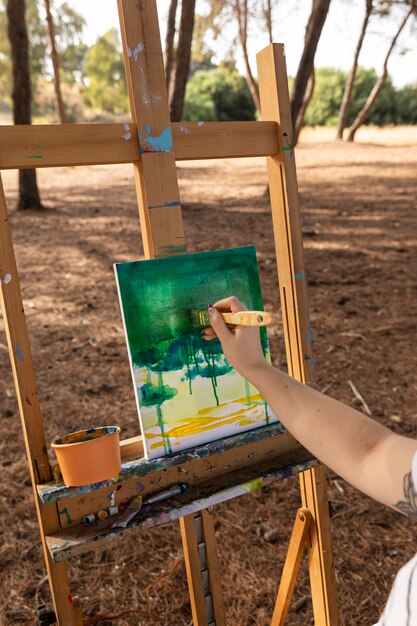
0, 1, 339, 624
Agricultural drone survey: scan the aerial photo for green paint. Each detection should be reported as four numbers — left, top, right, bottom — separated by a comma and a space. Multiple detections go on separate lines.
115, 246, 273, 459
59, 507, 72, 525
27, 155, 43, 159
242, 478, 263, 493
156, 244, 187, 257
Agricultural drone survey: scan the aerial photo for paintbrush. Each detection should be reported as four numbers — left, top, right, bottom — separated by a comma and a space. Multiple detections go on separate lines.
189, 309, 272, 327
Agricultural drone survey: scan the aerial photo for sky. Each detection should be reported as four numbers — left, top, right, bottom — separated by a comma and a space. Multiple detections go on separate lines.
61, 0, 417, 88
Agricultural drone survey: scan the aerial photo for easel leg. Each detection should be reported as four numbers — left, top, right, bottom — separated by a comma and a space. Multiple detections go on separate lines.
300, 466, 339, 626
180, 508, 226, 626
271, 507, 312, 626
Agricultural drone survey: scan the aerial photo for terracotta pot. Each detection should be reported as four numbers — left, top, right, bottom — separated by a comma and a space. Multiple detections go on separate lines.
51, 426, 121, 486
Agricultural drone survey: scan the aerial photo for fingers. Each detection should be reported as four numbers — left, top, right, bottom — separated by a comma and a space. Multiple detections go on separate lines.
213, 296, 247, 313
207, 304, 232, 343
201, 327, 216, 341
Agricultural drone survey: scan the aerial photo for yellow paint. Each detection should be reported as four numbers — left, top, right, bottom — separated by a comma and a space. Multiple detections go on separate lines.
197, 393, 263, 416
238, 418, 257, 426
149, 440, 168, 449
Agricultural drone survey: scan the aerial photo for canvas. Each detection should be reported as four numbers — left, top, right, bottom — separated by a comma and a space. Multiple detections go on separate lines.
114, 246, 279, 459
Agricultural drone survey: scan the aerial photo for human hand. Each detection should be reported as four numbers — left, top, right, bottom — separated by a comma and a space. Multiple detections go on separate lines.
202, 296, 268, 379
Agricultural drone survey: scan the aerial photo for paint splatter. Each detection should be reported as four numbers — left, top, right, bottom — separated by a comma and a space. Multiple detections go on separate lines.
15, 346, 24, 363
0, 273, 12, 285
282, 132, 294, 157
179, 125, 191, 135
59, 507, 72, 525
295, 270, 304, 280
148, 201, 181, 210
122, 123, 131, 141
155, 244, 187, 256
127, 42, 144, 61
197, 121, 204, 127
140, 126, 173, 154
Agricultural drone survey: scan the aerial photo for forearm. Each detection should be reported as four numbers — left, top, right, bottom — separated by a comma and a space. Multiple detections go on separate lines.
205, 299, 417, 514
248, 362, 417, 511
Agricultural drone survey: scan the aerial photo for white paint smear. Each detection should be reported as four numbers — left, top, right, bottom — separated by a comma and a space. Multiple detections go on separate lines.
0, 273, 12, 285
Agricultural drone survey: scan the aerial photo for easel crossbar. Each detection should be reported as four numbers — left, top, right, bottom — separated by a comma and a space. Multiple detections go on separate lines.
0, 121, 280, 171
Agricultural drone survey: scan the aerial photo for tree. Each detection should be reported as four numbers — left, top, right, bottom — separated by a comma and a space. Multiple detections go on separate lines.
53, 2, 87, 86
170, 0, 196, 121
44, 0, 66, 123
293, 68, 315, 143
164, 0, 178, 98
290, 0, 332, 137
231, 0, 261, 111
262, 0, 273, 44
7, 0, 43, 210
395, 82, 417, 124
336, 0, 373, 139
1, 0, 86, 112
183, 65, 256, 121
347, 0, 416, 141
83, 29, 128, 114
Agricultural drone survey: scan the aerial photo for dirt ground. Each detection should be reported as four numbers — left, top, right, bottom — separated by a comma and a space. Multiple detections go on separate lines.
0, 127, 416, 625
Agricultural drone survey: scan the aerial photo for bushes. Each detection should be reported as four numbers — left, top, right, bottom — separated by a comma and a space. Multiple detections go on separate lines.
304, 66, 415, 127
183, 65, 256, 122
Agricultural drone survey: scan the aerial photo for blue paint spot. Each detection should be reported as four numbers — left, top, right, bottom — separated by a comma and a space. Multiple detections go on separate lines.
138, 132, 142, 140
145, 123, 151, 136
143, 127, 173, 153
295, 270, 304, 280
15, 345, 24, 363
149, 201, 181, 209
136, 480, 145, 491
307, 328, 312, 344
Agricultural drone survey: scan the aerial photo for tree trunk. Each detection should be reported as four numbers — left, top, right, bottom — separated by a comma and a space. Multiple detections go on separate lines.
234, 0, 261, 112
7, 0, 43, 210
263, 0, 273, 44
165, 0, 178, 99
336, 0, 373, 140
170, 0, 196, 122
290, 0, 331, 135
45, 0, 66, 124
347, 1, 415, 142
294, 67, 315, 144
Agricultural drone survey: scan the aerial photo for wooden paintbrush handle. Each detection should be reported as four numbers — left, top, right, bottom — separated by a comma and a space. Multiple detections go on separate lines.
221, 311, 272, 326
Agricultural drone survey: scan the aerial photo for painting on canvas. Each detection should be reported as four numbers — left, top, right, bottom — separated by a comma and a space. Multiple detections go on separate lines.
114, 246, 279, 460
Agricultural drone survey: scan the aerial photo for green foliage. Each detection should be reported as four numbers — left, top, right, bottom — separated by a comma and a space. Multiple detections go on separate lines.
395, 83, 417, 124
304, 68, 346, 127
54, 2, 88, 85
0, 0, 48, 104
302, 66, 416, 127
346, 67, 397, 126
183, 65, 256, 122
83, 28, 128, 114
0, 0, 86, 108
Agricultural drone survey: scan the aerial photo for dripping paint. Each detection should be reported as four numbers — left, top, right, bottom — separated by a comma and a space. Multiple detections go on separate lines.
114, 246, 278, 460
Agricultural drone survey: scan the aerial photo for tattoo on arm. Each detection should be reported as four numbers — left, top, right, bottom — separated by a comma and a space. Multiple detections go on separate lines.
394, 470, 417, 519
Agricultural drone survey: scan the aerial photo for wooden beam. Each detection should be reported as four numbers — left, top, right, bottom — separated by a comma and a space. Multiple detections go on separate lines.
0, 121, 280, 170
0, 175, 82, 625
257, 43, 340, 626
270, 508, 312, 626
0, 123, 139, 169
